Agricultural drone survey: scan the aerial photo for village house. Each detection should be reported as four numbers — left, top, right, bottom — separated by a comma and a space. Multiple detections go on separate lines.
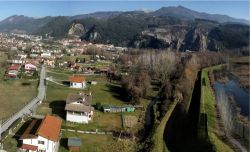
6, 64, 20, 78
30, 53, 39, 58
43, 59, 55, 67
19, 115, 62, 152
7, 56, 25, 64
41, 52, 51, 58
65, 93, 94, 124
25, 63, 37, 72
68, 75, 86, 89
17, 51, 27, 59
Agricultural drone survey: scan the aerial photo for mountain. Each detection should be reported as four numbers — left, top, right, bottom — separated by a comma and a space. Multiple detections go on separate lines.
0, 6, 249, 51
130, 19, 249, 51
151, 6, 249, 25
0, 15, 53, 33
70, 11, 122, 20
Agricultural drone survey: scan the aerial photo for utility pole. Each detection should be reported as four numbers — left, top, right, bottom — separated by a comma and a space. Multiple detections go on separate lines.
0, 120, 2, 150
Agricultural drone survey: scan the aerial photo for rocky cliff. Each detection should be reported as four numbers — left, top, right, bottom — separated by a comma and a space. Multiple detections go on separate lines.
68, 23, 85, 37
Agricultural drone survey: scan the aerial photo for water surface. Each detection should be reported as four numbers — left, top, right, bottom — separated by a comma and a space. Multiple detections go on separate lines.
214, 77, 249, 117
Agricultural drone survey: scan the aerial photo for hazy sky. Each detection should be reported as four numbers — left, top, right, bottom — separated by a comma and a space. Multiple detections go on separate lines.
0, 1, 249, 21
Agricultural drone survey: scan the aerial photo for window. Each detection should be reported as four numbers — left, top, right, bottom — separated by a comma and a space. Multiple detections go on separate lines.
38, 140, 45, 145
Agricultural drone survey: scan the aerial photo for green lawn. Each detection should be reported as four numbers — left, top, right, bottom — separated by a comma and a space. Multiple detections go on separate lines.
62, 111, 122, 131
57, 54, 111, 69
44, 76, 125, 106
59, 131, 137, 152
59, 131, 116, 152
200, 66, 234, 152
60, 54, 91, 62
47, 70, 71, 80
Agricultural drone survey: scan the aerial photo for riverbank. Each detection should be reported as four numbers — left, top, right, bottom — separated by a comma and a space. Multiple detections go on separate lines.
229, 57, 250, 91
200, 66, 234, 152
212, 65, 250, 150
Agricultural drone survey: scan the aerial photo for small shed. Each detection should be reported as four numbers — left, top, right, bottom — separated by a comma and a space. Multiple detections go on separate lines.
103, 105, 122, 113
68, 138, 82, 151
102, 105, 111, 112
102, 105, 135, 113
123, 106, 135, 112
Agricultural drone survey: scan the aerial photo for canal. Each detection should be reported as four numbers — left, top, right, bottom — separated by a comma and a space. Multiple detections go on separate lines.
164, 71, 213, 152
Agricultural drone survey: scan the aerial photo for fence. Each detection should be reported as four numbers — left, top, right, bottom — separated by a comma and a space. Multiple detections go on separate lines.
61, 128, 113, 135
0, 65, 46, 141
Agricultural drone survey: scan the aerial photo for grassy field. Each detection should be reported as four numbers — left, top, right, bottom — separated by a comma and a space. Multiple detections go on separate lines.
44, 76, 125, 106
47, 70, 71, 80
37, 74, 127, 132
200, 66, 234, 152
0, 80, 38, 119
37, 68, 154, 133
152, 101, 178, 152
57, 54, 112, 68
59, 131, 116, 152
60, 54, 91, 62
59, 131, 137, 152
62, 111, 122, 131
0, 52, 38, 120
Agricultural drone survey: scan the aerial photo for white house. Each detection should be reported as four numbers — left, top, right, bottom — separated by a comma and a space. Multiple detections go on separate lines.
7, 56, 25, 64
41, 52, 51, 58
19, 115, 62, 152
25, 63, 37, 71
68, 75, 86, 89
65, 93, 94, 124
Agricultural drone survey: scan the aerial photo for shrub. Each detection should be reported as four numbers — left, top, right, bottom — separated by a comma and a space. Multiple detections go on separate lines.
95, 102, 102, 111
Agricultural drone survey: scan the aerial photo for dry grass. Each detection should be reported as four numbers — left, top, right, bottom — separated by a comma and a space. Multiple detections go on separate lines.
0, 52, 37, 120
124, 115, 138, 128
230, 56, 250, 90
0, 79, 38, 120
59, 131, 136, 152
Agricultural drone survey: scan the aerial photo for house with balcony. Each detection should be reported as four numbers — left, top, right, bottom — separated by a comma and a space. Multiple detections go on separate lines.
65, 93, 94, 124
19, 115, 62, 152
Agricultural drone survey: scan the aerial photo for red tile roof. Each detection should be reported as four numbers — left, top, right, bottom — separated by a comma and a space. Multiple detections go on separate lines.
8, 64, 20, 71
69, 75, 85, 83
36, 115, 62, 142
20, 144, 38, 151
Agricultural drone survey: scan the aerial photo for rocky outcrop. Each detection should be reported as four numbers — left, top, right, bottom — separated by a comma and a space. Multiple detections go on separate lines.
81, 25, 101, 41
131, 23, 223, 51
68, 23, 85, 37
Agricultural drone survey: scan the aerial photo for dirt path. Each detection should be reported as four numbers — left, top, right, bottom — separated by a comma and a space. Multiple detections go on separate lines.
140, 96, 159, 140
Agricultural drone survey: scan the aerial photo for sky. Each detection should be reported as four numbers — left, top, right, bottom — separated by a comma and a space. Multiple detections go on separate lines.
0, 1, 249, 21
